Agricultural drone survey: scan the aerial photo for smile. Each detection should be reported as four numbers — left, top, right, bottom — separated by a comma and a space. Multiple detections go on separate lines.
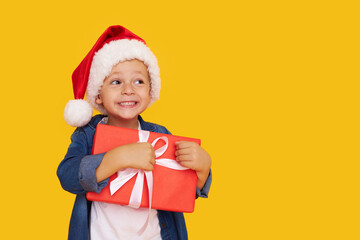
119, 101, 138, 106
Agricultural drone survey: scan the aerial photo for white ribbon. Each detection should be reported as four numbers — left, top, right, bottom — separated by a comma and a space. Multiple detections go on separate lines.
109, 130, 189, 233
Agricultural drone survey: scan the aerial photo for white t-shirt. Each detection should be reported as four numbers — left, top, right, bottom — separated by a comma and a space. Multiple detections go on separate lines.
90, 120, 161, 240
90, 202, 161, 240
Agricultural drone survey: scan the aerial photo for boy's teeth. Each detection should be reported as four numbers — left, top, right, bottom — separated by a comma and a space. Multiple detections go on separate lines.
120, 102, 136, 106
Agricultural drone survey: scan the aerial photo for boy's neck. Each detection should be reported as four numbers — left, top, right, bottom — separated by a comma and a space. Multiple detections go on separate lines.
106, 117, 139, 130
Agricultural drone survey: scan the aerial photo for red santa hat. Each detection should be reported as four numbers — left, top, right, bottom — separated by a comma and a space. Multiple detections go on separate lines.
64, 25, 161, 127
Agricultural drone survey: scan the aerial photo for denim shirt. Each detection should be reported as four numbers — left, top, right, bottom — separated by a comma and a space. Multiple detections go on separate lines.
57, 115, 212, 240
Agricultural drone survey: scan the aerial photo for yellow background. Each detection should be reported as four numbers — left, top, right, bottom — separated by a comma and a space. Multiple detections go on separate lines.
0, 0, 359, 239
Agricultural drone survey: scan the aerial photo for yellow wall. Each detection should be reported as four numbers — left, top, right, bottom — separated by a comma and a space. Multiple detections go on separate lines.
0, 1, 359, 239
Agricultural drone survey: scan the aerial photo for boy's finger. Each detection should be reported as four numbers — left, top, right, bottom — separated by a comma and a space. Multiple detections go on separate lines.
175, 141, 196, 150
150, 156, 156, 165
176, 155, 193, 162
145, 163, 154, 171
175, 148, 192, 157
177, 160, 194, 170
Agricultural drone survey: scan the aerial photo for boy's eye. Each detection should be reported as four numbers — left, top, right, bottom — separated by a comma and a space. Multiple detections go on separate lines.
111, 80, 120, 85
135, 80, 144, 84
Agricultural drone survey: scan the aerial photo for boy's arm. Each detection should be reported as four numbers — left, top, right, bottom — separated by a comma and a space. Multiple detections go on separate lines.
57, 129, 108, 194
95, 142, 156, 183
175, 141, 212, 193
58, 128, 158, 194
196, 169, 212, 198
162, 126, 212, 197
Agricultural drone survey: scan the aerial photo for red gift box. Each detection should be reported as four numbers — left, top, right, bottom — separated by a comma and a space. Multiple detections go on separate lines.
86, 124, 199, 213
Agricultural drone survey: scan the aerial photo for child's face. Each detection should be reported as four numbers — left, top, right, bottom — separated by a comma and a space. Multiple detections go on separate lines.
95, 59, 151, 126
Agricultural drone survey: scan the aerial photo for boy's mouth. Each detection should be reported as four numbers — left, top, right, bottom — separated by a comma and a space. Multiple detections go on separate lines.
118, 101, 138, 107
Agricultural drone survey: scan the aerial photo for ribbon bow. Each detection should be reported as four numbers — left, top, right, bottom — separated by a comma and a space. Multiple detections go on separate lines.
109, 130, 188, 233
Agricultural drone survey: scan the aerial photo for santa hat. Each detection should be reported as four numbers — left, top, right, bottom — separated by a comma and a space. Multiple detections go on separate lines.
64, 25, 160, 127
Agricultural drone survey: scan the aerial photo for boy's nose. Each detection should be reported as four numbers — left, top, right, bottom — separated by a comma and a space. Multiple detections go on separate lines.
122, 83, 135, 95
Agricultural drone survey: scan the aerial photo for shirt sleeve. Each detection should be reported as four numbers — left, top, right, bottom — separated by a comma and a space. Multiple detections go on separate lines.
57, 128, 109, 195
196, 169, 212, 198
79, 153, 109, 193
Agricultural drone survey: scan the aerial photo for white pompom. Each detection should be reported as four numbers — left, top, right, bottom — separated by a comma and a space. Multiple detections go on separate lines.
64, 99, 93, 127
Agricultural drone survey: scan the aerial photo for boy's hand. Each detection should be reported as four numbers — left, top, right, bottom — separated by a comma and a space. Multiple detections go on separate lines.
175, 141, 211, 190
117, 142, 156, 171
96, 142, 156, 183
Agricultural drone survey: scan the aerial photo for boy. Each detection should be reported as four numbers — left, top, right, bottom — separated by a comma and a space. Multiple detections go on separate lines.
57, 25, 212, 240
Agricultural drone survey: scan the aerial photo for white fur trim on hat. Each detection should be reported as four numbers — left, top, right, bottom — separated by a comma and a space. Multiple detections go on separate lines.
87, 39, 161, 114
64, 99, 93, 127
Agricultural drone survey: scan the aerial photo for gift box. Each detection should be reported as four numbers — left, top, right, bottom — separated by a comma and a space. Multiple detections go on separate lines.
86, 124, 199, 213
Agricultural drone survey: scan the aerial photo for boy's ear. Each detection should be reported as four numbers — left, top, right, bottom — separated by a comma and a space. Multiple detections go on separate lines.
95, 95, 103, 105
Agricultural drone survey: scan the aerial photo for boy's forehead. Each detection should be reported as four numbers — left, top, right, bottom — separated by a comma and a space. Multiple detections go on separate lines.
108, 59, 150, 77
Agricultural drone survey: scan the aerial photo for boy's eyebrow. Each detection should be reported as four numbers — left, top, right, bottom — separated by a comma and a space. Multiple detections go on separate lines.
108, 71, 122, 76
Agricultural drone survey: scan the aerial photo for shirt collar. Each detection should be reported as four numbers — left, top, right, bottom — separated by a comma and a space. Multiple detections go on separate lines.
98, 117, 141, 130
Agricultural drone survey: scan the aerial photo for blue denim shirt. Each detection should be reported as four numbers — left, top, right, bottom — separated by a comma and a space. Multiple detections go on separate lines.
57, 115, 212, 240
